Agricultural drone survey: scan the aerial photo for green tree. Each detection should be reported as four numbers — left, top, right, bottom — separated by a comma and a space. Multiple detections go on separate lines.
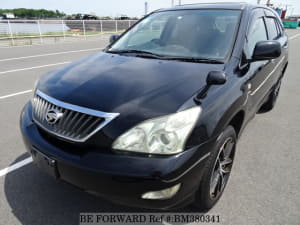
0, 8, 66, 18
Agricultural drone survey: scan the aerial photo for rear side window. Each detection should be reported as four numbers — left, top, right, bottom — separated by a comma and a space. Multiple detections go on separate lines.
245, 17, 268, 58
265, 17, 279, 40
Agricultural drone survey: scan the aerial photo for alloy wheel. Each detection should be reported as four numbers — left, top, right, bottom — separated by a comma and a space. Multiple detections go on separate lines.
210, 137, 235, 199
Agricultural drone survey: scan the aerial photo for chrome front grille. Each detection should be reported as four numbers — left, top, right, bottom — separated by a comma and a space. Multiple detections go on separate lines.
32, 90, 119, 142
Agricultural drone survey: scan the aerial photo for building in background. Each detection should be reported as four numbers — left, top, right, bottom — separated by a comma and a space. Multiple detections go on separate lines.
2, 13, 15, 19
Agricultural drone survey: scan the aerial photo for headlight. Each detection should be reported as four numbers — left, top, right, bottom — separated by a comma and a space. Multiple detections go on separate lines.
112, 107, 201, 155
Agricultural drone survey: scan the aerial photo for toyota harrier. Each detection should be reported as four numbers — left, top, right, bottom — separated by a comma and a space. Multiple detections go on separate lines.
20, 3, 288, 210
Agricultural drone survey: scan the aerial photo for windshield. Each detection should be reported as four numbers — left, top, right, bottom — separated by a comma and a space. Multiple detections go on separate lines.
109, 10, 241, 60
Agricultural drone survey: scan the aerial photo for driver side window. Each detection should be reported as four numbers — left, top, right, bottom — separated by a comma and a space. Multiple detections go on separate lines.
245, 17, 268, 59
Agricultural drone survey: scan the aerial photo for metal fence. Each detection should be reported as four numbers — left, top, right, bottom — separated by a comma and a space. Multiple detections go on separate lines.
0, 19, 138, 47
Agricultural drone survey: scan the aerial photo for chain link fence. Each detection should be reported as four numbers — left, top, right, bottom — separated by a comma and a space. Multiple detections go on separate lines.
0, 20, 138, 47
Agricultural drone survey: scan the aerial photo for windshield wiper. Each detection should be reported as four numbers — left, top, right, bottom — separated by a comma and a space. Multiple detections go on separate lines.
106, 49, 163, 58
107, 50, 224, 63
162, 57, 224, 64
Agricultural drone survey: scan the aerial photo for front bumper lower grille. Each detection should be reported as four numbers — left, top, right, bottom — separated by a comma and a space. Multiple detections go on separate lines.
32, 90, 119, 142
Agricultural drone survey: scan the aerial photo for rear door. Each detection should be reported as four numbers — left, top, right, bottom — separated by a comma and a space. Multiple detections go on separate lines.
263, 9, 288, 85
244, 9, 274, 111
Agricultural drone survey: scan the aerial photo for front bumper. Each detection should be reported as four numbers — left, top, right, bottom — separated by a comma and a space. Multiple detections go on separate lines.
20, 102, 213, 210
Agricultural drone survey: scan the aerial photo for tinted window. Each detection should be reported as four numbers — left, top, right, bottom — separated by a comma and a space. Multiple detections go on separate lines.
266, 17, 279, 40
110, 10, 241, 60
246, 17, 268, 58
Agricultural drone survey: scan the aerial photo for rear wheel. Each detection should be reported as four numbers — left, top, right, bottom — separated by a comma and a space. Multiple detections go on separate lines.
258, 79, 282, 113
193, 126, 236, 211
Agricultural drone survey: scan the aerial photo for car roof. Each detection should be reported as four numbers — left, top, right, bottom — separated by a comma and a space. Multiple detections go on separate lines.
155, 2, 259, 12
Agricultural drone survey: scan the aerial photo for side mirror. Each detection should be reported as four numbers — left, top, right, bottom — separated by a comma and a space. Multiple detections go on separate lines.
252, 40, 281, 61
109, 34, 120, 44
195, 71, 227, 102
206, 71, 227, 86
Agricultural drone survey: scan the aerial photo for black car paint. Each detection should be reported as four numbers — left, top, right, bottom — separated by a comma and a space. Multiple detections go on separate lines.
20, 3, 288, 209
37, 52, 223, 143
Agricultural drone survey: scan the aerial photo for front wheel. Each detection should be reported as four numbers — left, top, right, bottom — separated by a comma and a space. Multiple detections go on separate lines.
193, 126, 236, 211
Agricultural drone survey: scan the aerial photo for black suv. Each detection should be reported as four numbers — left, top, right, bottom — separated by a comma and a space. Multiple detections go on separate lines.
20, 3, 288, 210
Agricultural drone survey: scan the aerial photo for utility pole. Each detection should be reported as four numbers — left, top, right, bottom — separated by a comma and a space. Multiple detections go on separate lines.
171, 0, 174, 7
178, 0, 182, 6
257, 0, 261, 4
144, 2, 148, 15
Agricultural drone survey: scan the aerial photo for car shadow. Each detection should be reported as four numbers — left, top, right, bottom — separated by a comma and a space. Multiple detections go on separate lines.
4, 153, 195, 225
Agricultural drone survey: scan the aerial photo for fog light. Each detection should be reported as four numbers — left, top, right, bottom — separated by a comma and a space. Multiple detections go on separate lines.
141, 184, 181, 200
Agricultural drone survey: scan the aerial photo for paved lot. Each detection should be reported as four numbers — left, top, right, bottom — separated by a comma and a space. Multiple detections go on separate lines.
0, 31, 299, 225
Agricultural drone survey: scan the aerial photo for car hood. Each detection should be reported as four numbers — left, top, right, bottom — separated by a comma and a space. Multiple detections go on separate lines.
38, 52, 223, 120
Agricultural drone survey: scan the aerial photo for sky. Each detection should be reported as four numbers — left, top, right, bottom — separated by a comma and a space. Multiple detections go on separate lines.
1, 0, 300, 17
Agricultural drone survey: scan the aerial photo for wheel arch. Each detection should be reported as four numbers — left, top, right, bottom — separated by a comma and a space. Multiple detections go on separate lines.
227, 110, 245, 138
281, 62, 288, 78
212, 105, 246, 141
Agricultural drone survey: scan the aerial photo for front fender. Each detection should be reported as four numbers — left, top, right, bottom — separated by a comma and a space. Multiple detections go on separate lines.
183, 75, 248, 149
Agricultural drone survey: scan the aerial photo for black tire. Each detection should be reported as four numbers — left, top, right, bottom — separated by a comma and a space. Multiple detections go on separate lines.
193, 126, 236, 211
258, 79, 282, 113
